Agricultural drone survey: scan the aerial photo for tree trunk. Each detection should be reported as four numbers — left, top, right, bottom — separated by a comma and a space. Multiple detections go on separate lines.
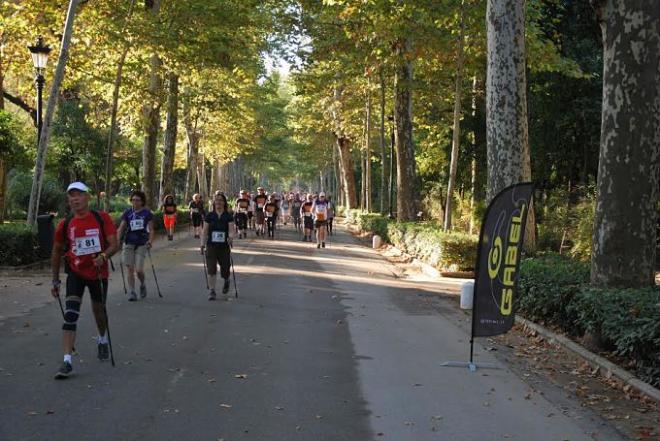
486, 0, 536, 248
444, 1, 466, 231
365, 86, 372, 212
141, 0, 161, 208
336, 136, 357, 209
103, 0, 136, 211
0, 43, 6, 223
379, 69, 387, 214
27, 0, 81, 225
360, 122, 366, 210
393, 37, 417, 221
183, 105, 199, 203
197, 150, 208, 202
158, 73, 178, 204
589, 1, 659, 288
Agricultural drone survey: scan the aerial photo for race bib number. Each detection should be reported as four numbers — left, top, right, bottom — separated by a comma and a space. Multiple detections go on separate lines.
266, 211, 273, 217
257, 203, 264, 209
238, 207, 247, 213
74, 235, 102, 256
130, 219, 145, 230
211, 231, 226, 243
304, 212, 312, 217
191, 208, 199, 213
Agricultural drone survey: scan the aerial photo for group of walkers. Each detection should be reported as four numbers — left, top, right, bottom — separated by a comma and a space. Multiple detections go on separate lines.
49, 181, 336, 379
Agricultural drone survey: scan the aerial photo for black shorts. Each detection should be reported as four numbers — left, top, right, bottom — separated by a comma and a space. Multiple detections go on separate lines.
192, 213, 203, 227
235, 213, 248, 229
315, 220, 327, 228
248, 212, 253, 219
66, 270, 108, 304
303, 216, 314, 230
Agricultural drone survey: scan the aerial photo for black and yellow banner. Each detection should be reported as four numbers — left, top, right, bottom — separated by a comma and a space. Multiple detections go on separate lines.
472, 182, 533, 337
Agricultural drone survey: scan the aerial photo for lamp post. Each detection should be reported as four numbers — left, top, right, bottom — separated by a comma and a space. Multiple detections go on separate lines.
388, 114, 395, 219
28, 36, 51, 146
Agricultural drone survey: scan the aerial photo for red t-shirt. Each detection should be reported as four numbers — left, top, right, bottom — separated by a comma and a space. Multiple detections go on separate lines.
55, 211, 117, 280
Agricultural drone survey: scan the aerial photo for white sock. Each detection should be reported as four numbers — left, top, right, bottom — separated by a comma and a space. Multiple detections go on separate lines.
98, 334, 108, 344
64, 354, 72, 364
209, 274, 217, 291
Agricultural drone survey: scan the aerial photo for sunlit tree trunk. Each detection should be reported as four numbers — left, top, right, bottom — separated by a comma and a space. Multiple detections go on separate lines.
159, 73, 178, 203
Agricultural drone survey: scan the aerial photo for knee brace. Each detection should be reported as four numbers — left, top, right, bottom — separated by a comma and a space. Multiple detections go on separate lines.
62, 297, 81, 331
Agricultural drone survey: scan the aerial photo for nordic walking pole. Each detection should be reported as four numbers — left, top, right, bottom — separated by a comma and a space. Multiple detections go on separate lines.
118, 261, 127, 295
229, 243, 238, 299
146, 247, 163, 298
97, 272, 115, 367
201, 247, 209, 289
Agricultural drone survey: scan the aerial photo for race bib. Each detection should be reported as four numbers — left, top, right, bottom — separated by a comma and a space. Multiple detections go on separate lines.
130, 219, 145, 231
304, 212, 312, 217
74, 235, 102, 256
211, 231, 226, 243
266, 211, 273, 217
257, 203, 264, 209
238, 207, 247, 213
191, 208, 199, 213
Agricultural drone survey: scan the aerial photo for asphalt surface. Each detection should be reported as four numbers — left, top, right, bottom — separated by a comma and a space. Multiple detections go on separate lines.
0, 224, 626, 441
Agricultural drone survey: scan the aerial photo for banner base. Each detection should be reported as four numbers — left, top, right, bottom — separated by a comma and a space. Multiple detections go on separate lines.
440, 361, 502, 372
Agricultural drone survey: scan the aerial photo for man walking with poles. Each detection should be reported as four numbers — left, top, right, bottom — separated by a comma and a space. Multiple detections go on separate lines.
201, 193, 235, 301
50, 182, 119, 379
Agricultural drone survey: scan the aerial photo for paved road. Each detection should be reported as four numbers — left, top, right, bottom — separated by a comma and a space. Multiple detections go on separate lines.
0, 225, 625, 441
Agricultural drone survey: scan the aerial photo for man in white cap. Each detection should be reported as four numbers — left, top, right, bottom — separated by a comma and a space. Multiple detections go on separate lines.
50, 182, 119, 379
312, 192, 329, 248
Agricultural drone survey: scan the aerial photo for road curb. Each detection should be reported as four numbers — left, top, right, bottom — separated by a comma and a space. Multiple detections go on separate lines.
515, 316, 660, 404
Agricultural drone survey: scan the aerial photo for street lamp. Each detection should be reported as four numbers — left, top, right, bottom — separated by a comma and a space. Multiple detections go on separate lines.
27, 36, 51, 145
388, 114, 395, 219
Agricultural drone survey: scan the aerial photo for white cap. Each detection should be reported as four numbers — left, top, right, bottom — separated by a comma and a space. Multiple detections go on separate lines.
319, 192, 326, 197
67, 182, 90, 193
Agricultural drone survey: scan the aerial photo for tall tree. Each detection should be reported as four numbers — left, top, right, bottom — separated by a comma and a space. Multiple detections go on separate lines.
393, 37, 417, 221
485, 0, 535, 246
589, 0, 659, 288
141, 0, 162, 208
158, 73, 178, 203
444, 0, 467, 231
27, 0, 81, 225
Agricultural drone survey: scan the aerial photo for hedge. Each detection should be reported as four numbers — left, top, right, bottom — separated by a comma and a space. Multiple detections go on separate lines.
517, 253, 660, 387
0, 209, 190, 266
349, 211, 478, 272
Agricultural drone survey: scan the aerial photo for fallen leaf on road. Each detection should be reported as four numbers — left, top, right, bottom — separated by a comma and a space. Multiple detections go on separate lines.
219, 404, 232, 409
275, 406, 284, 411
46, 410, 55, 415
404, 421, 414, 426
208, 378, 216, 383
27, 411, 38, 416
316, 415, 323, 420
234, 374, 248, 379
413, 383, 422, 387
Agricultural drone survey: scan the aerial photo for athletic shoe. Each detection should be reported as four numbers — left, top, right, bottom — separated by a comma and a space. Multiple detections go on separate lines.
140, 284, 147, 299
128, 291, 137, 302
222, 279, 230, 294
317, 243, 321, 249
98, 343, 109, 361
209, 289, 216, 301
54, 361, 72, 379
322, 242, 326, 248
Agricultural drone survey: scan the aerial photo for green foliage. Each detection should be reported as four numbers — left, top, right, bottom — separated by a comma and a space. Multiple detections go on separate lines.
7, 171, 65, 217
356, 213, 389, 240
568, 287, 660, 386
518, 254, 660, 386
385, 221, 478, 271
0, 223, 45, 266
0, 110, 23, 160
517, 253, 590, 328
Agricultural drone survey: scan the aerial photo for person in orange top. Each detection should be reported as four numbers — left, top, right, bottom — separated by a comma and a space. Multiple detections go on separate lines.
51, 182, 119, 379
312, 192, 329, 248
161, 194, 177, 240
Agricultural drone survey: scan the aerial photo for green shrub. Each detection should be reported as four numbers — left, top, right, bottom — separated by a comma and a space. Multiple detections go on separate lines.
356, 213, 390, 240
0, 223, 45, 266
517, 253, 590, 328
385, 221, 478, 271
568, 287, 660, 386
